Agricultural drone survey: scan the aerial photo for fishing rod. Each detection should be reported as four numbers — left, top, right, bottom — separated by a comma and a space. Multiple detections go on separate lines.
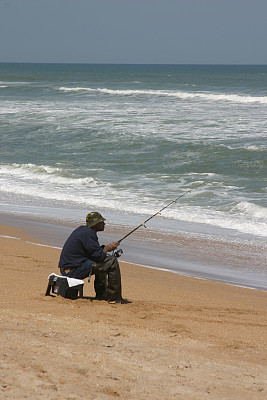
116, 181, 205, 248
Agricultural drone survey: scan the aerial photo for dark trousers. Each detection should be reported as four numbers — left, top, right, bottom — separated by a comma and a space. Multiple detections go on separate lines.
92, 255, 122, 301
61, 255, 121, 301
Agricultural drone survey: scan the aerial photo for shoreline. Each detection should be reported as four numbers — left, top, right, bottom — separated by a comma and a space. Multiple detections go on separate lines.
1, 230, 260, 294
0, 222, 267, 399
1, 212, 267, 292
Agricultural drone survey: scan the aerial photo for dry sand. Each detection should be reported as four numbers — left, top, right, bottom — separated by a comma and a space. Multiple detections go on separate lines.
0, 224, 267, 400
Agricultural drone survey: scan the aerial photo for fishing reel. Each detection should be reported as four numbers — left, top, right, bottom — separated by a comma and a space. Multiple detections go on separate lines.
113, 248, 123, 258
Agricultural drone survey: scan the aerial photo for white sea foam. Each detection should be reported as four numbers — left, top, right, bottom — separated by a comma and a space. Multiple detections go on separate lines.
233, 202, 267, 220
219, 144, 265, 151
246, 145, 264, 151
0, 163, 135, 209
4, 81, 30, 84
59, 86, 267, 104
0, 163, 96, 186
162, 205, 267, 238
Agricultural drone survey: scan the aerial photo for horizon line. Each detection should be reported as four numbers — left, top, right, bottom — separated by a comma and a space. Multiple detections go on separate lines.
0, 61, 267, 67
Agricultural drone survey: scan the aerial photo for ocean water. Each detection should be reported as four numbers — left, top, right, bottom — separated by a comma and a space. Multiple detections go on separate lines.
0, 63, 267, 289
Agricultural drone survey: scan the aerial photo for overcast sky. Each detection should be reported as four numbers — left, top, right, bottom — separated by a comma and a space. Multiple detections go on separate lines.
0, 0, 266, 64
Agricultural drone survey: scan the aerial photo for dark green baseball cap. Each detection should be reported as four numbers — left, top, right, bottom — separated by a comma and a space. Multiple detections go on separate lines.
86, 212, 106, 228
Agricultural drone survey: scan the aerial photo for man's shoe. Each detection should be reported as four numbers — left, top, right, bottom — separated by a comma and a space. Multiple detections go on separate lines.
108, 298, 131, 304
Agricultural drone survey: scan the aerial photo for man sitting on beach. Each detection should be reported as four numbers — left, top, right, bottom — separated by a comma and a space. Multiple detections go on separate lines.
58, 212, 127, 303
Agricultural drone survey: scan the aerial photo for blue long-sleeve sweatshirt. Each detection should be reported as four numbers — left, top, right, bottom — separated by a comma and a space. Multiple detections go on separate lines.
58, 226, 106, 270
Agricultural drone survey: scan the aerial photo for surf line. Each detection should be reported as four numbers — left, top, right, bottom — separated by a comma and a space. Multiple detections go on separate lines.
1, 235, 261, 292
0, 234, 62, 250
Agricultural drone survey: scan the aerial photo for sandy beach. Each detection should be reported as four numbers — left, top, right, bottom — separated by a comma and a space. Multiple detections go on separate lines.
0, 223, 267, 400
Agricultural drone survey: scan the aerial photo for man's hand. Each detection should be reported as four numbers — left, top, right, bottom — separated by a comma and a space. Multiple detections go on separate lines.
103, 242, 119, 253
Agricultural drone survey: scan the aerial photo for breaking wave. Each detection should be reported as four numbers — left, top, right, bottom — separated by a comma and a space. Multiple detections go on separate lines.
59, 86, 267, 104
232, 201, 267, 220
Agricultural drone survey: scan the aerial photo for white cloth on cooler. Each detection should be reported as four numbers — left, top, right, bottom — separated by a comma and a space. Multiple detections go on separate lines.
48, 273, 84, 288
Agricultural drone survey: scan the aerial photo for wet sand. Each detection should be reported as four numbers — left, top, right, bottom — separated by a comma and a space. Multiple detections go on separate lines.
0, 223, 267, 399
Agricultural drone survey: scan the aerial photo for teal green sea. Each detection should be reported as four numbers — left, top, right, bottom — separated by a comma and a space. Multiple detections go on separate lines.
1, 63, 266, 236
